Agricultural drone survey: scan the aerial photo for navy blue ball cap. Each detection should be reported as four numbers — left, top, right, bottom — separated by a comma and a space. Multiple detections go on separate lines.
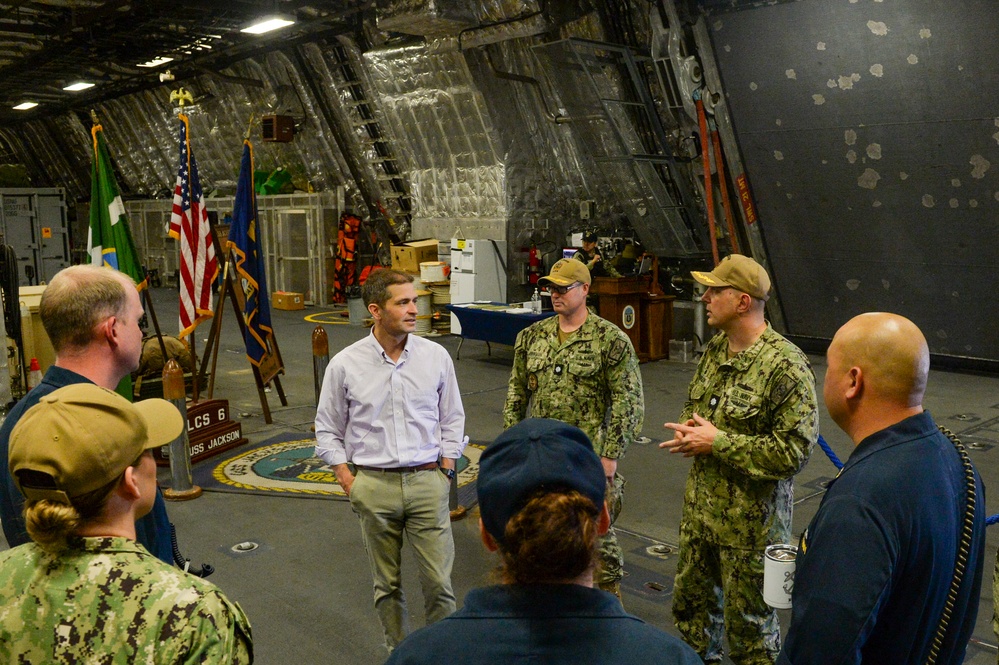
478, 418, 606, 544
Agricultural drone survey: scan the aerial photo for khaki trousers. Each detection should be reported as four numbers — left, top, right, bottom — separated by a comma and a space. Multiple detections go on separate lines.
349, 468, 456, 651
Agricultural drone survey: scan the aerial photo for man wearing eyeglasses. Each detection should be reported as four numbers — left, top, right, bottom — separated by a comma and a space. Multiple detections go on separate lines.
503, 258, 644, 601
659, 254, 818, 664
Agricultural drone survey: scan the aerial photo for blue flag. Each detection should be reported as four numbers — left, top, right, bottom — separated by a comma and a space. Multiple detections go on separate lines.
227, 140, 272, 366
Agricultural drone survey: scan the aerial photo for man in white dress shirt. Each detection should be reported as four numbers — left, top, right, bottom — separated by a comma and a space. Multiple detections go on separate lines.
315, 268, 467, 653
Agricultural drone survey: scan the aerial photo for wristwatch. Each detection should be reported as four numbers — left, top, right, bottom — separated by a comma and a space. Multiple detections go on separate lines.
439, 466, 456, 481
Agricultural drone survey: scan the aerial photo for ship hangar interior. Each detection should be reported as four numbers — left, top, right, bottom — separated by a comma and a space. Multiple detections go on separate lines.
0, 1, 997, 663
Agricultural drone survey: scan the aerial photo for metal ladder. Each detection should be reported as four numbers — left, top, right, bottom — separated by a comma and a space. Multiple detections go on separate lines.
542, 37, 707, 255
327, 42, 411, 249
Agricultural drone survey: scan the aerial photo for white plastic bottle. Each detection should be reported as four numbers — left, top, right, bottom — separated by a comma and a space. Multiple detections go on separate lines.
27, 357, 42, 390
530, 288, 541, 314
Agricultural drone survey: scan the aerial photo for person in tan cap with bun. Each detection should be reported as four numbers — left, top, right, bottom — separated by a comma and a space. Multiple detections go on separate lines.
504, 258, 644, 601
0, 384, 253, 664
660, 254, 818, 664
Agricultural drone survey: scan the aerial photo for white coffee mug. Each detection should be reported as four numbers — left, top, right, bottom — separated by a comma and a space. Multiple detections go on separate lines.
763, 544, 798, 609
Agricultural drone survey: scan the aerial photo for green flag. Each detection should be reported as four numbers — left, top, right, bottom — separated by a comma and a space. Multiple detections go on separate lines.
88, 123, 146, 399
88, 124, 147, 288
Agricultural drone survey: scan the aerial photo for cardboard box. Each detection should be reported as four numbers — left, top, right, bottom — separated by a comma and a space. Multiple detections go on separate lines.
19, 285, 56, 374
391, 239, 439, 273
272, 292, 304, 311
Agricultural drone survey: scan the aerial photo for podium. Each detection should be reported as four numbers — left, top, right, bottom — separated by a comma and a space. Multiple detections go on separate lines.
590, 277, 674, 362
639, 293, 674, 362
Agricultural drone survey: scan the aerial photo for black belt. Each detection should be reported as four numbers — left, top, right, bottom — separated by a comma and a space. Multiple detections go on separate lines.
355, 462, 438, 473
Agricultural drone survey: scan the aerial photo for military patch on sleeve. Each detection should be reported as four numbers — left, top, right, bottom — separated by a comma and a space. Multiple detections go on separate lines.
770, 375, 795, 405
607, 338, 628, 365
527, 373, 538, 392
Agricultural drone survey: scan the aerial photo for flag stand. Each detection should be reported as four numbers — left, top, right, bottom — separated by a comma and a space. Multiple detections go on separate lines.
198, 222, 287, 424
150, 220, 251, 467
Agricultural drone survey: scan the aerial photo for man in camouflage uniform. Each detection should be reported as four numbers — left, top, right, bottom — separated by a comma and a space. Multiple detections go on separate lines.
0, 384, 253, 663
661, 254, 817, 664
572, 230, 621, 278
504, 258, 644, 598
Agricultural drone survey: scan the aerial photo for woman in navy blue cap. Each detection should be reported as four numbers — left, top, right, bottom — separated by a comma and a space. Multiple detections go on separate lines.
386, 418, 700, 664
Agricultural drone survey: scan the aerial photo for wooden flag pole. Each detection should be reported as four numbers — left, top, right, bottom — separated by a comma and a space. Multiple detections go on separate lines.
189, 322, 200, 402
205, 260, 229, 399
141, 287, 169, 367
202, 113, 258, 400
203, 115, 254, 398
198, 221, 288, 423
203, 226, 231, 399
205, 114, 256, 397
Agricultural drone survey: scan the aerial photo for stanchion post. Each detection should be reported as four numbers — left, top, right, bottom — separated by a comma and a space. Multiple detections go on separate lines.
162, 358, 202, 501
312, 326, 329, 404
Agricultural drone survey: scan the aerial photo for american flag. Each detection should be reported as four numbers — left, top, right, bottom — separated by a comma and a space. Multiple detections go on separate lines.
169, 114, 217, 339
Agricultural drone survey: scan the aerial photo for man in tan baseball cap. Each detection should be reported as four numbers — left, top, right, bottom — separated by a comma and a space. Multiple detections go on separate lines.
538, 257, 592, 288
690, 253, 771, 301
505, 256, 644, 600
660, 253, 818, 662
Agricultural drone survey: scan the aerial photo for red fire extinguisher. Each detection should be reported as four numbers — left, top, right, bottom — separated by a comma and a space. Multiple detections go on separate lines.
528, 243, 541, 285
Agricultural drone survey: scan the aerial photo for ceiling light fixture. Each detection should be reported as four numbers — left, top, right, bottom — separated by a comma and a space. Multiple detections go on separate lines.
13, 102, 38, 110
241, 14, 296, 35
138, 56, 174, 68
63, 82, 95, 92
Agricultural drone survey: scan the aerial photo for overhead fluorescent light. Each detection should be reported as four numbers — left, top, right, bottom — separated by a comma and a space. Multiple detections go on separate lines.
63, 82, 95, 92
241, 15, 296, 35
138, 56, 174, 68
13, 102, 38, 110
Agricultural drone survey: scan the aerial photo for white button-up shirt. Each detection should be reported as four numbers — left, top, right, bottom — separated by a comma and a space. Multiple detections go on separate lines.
315, 331, 467, 468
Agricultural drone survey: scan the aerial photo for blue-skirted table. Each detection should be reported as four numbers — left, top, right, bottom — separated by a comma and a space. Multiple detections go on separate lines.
446, 303, 555, 359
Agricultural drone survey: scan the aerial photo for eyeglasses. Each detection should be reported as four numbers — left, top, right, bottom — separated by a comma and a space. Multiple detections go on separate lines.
546, 282, 582, 295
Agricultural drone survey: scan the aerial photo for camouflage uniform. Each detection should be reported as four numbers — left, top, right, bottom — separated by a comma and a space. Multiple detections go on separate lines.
571, 248, 621, 278
503, 313, 644, 585
0, 537, 253, 664
673, 325, 817, 664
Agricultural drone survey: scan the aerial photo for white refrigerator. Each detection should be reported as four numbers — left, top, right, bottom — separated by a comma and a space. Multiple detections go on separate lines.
449, 238, 507, 334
